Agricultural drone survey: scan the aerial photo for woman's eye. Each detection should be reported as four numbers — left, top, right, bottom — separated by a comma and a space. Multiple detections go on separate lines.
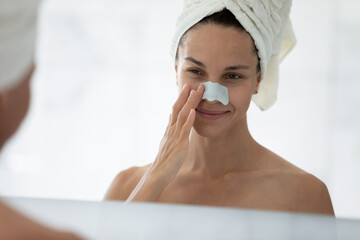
227, 74, 241, 79
188, 69, 203, 75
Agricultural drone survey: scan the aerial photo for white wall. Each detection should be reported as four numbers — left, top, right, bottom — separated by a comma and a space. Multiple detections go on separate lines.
0, 0, 359, 219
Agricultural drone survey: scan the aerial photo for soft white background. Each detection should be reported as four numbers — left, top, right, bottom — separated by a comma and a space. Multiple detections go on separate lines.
0, 0, 359, 219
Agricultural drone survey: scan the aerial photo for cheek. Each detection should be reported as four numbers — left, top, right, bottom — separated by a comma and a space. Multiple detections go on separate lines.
178, 72, 198, 91
228, 90, 240, 108
228, 86, 253, 109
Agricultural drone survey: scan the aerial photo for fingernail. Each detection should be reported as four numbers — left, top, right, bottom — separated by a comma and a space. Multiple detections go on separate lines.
197, 84, 204, 91
190, 90, 195, 96
182, 84, 187, 90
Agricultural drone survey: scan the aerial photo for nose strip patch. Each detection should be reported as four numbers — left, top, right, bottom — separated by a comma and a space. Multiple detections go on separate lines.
200, 81, 229, 105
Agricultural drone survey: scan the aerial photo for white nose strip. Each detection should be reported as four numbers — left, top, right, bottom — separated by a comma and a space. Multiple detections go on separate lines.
200, 82, 229, 105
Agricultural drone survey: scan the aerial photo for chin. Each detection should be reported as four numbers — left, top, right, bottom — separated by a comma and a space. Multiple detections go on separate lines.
192, 122, 226, 139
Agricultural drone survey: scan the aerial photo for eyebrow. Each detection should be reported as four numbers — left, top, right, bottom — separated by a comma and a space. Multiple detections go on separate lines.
185, 57, 205, 67
224, 65, 249, 71
184, 56, 249, 71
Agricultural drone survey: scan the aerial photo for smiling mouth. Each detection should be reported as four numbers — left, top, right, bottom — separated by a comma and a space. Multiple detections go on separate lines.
195, 108, 230, 120
196, 108, 230, 115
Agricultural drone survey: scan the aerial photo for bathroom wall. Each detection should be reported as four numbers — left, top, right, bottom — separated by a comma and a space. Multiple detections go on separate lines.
0, 0, 359, 218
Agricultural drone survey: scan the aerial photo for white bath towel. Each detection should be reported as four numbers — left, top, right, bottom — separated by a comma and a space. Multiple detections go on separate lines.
170, 0, 296, 110
0, 0, 40, 91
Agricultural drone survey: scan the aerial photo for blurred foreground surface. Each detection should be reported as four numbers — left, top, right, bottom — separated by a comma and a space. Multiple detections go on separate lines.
3, 197, 359, 240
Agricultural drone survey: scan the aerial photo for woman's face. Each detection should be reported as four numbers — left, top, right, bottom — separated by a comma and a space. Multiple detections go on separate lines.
175, 24, 261, 138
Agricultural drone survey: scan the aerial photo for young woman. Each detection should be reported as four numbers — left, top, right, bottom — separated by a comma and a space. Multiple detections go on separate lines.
104, 4, 334, 215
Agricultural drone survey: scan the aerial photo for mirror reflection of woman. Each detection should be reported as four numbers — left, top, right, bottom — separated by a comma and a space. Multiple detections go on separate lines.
105, 0, 334, 215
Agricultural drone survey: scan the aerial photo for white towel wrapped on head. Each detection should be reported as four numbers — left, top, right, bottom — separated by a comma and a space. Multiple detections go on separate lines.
170, 0, 296, 111
0, 0, 40, 92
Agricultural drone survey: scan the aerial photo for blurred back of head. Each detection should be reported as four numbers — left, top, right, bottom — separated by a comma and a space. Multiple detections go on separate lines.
0, 0, 40, 150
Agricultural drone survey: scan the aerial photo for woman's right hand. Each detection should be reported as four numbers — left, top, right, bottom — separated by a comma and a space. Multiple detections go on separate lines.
127, 83, 205, 202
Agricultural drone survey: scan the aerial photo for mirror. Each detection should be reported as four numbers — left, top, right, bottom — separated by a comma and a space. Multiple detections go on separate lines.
0, 0, 359, 219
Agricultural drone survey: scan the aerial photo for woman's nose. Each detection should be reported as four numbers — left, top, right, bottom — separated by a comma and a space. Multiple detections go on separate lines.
199, 81, 229, 105
203, 98, 221, 105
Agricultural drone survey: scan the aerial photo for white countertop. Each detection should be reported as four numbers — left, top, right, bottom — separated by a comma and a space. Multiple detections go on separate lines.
2, 197, 359, 240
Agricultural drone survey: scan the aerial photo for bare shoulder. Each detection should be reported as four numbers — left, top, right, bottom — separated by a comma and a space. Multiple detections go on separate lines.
261, 148, 305, 173
258, 148, 334, 215
104, 164, 151, 201
283, 171, 335, 215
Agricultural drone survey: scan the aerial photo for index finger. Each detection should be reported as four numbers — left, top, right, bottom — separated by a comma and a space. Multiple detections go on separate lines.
170, 84, 191, 125
175, 84, 205, 129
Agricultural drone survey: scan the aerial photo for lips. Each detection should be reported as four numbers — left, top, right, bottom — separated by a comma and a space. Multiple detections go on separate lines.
196, 108, 230, 115
195, 108, 230, 120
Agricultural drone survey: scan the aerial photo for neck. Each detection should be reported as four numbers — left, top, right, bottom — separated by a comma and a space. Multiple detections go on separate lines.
182, 115, 262, 179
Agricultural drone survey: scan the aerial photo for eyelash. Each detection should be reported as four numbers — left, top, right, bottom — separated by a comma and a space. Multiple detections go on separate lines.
188, 68, 203, 76
187, 69, 243, 80
226, 73, 242, 79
